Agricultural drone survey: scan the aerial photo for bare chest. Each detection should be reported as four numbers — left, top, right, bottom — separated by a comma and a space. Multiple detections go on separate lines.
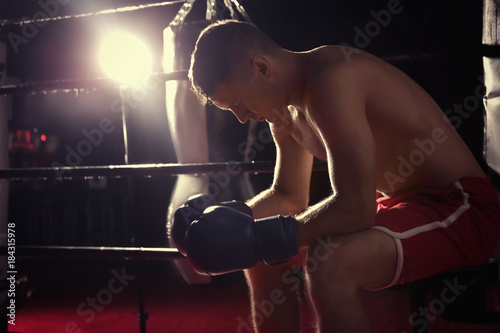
280, 107, 328, 161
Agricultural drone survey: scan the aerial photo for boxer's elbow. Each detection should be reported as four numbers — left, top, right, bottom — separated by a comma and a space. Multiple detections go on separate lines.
271, 186, 309, 215
334, 192, 376, 231
246, 187, 308, 219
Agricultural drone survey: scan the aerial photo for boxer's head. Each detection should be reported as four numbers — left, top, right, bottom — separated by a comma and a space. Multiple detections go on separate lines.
189, 20, 281, 116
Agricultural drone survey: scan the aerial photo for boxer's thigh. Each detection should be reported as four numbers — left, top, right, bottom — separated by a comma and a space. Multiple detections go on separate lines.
305, 229, 398, 291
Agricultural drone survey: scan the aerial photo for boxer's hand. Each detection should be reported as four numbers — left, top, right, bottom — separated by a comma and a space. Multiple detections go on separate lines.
171, 194, 252, 256
185, 206, 298, 276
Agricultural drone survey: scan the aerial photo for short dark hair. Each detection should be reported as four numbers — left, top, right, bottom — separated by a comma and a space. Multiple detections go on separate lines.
189, 20, 278, 103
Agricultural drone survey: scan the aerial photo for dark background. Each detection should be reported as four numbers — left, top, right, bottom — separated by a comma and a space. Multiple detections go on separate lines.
0, 0, 486, 247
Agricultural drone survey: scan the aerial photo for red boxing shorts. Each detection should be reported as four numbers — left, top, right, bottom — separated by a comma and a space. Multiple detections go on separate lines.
372, 177, 500, 290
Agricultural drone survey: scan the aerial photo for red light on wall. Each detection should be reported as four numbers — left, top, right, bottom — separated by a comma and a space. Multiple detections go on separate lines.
41, 134, 47, 142
13, 129, 34, 150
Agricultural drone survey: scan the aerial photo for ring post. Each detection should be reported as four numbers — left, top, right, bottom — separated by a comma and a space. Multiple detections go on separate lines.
484, 0, 500, 178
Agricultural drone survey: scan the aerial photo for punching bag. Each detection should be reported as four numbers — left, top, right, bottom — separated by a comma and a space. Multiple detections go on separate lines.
164, 20, 212, 285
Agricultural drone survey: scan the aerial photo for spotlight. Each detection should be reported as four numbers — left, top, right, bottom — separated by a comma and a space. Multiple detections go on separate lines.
98, 31, 153, 86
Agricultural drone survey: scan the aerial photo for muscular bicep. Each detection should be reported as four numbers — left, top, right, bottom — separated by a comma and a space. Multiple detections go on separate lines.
270, 124, 314, 209
309, 64, 376, 218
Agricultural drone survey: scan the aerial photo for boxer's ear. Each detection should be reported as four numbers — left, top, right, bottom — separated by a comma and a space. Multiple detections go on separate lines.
252, 55, 271, 77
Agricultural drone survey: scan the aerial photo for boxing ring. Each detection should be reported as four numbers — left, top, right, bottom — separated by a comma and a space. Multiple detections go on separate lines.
1, 1, 500, 333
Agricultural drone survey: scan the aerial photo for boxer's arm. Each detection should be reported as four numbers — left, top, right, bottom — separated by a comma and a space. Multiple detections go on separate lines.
296, 62, 377, 247
246, 126, 314, 219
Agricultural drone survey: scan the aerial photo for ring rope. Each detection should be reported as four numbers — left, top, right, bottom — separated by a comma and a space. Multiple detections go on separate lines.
0, 1, 187, 27
0, 161, 328, 180
0, 71, 187, 95
0, 245, 185, 260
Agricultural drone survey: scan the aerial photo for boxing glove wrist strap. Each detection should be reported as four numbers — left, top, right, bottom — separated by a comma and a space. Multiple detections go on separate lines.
254, 215, 298, 266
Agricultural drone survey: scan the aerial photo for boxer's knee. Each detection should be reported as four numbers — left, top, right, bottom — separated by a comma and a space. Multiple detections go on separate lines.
245, 247, 308, 298
305, 230, 398, 302
304, 235, 363, 299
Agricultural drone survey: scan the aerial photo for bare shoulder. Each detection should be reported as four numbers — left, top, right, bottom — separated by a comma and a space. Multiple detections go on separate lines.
307, 45, 380, 72
306, 46, 356, 78
308, 45, 442, 118
304, 45, 385, 99
303, 46, 372, 119
306, 45, 410, 86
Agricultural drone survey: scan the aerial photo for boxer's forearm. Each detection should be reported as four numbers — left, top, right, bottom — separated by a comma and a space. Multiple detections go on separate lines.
246, 187, 308, 220
295, 193, 375, 248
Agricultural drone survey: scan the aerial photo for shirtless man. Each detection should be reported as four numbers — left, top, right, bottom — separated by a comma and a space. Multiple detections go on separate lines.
171, 20, 500, 332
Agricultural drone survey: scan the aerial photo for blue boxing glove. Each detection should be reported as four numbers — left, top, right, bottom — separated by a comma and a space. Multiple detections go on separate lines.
171, 194, 252, 256
185, 205, 298, 276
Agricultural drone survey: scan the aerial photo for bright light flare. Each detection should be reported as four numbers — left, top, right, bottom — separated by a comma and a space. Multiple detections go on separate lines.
98, 31, 153, 86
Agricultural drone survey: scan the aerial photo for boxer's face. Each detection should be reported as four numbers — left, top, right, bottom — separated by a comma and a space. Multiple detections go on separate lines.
210, 80, 267, 124
210, 56, 285, 124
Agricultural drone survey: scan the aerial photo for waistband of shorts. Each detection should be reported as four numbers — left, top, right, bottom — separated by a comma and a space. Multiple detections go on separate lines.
453, 177, 500, 204
377, 177, 499, 205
